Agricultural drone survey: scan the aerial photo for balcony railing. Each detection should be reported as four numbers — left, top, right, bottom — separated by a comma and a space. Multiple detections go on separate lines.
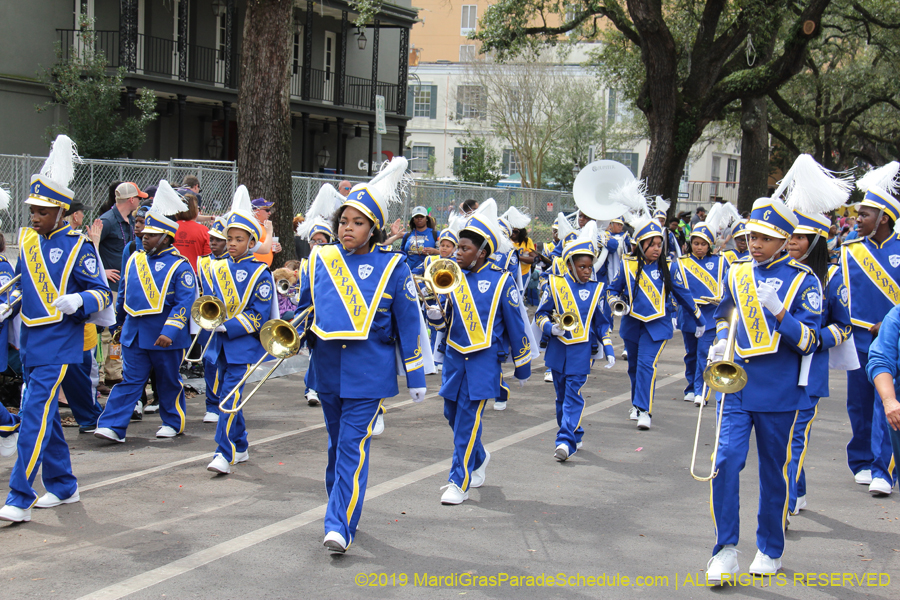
59, 29, 400, 113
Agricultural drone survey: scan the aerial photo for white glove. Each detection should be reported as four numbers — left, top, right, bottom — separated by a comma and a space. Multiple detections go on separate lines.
214, 324, 227, 333
708, 338, 727, 361
0, 303, 10, 323
409, 387, 427, 403
426, 307, 443, 320
757, 282, 784, 315
672, 317, 678, 329
694, 324, 706, 339
551, 324, 566, 337
605, 355, 616, 369
52, 293, 83, 315
517, 377, 529, 387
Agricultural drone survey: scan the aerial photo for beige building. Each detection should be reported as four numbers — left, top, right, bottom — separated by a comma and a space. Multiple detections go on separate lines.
410, 0, 488, 63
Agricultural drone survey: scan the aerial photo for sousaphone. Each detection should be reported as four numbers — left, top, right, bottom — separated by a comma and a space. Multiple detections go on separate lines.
572, 160, 636, 265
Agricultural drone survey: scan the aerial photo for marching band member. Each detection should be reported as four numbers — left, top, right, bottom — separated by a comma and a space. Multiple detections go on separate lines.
295, 158, 427, 552
705, 196, 821, 581
539, 214, 578, 383
0, 187, 19, 457
196, 216, 228, 423
535, 222, 611, 460
653, 198, 681, 260
674, 220, 727, 405
205, 186, 277, 475
430, 199, 531, 505
606, 185, 704, 431
93, 181, 196, 443
841, 162, 900, 495
721, 221, 751, 264
0, 136, 112, 523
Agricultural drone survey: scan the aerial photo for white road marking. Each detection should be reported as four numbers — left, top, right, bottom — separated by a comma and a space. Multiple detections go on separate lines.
76, 374, 682, 600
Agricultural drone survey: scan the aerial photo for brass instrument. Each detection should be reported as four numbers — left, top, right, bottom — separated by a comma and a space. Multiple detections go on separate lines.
609, 296, 630, 317
276, 278, 292, 295
690, 310, 747, 481
551, 310, 578, 332
110, 326, 120, 345
181, 296, 228, 366
218, 306, 314, 414
413, 258, 463, 322
0, 274, 21, 297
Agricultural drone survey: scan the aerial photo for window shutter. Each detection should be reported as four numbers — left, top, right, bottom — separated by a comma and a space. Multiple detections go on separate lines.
429, 85, 438, 119
407, 87, 415, 118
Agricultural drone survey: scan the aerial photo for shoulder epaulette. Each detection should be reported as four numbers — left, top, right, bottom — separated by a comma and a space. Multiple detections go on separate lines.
788, 259, 814, 274
842, 237, 864, 245
490, 263, 503, 271
377, 243, 397, 253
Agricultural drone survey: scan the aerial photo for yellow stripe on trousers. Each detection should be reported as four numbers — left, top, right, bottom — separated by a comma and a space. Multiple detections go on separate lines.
794, 405, 818, 483
780, 411, 800, 529
647, 340, 668, 414
26, 365, 69, 478
345, 398, 385, 546
461, 399, 487, 491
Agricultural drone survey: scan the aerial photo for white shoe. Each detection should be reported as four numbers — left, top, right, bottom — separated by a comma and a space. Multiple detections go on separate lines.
855, 469, 873, 485
637, 411, 651, 430
0, 504, 31, 522
207, 453, 232, 474
695, 396, 703, 407
629, 406, 638, 421
705, 546, 739, 585
156, 425, 178, 438
234, 450, 249, 463
35, 489, 80, 508
306, 389, 320, 406
543, 371, 553, 383
0, 433, 18, 457
493, 401, 507, 411
323, 531, 347, 553
436, 363, 443, 372
576, 441, 583, 450
748, 549, 782, 574
93, 428, 124, 443
203, 411, 219, 424
684, 392, 695, 403
471, 451, 490, 488
869, 477, 892, 496
621, 350, 628, 360
143, 403, 159, 414
792, 495, 807, 514
440, 483, 468, 505
130, 401, 143, 422
554, 444, 569, 461
372, 413, 385, 436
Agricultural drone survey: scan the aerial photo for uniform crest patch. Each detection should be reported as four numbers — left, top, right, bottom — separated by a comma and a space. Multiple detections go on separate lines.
183, 272, 194, 288
478, 280, 491, 293
154, 261, 165, 272
236, 270, 247, 283
406, 279, 416, 298
49, 248, 63, 264
579, 289, 590, 301
764, 277, 783, 291
806, 291, 821, 311
358, 264, 374, 280
890, 255, 900, 268
84, 257, 97, 274
510, 288, 520, 304
651, 270, 660, 280
0, 275, 9, 287
706, 262, 715, 270
840, 285, 849, 305
258, 283, 271, 299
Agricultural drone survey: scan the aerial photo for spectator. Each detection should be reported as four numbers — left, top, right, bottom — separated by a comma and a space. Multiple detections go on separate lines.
65, 201, 88, 231
251, 197, 282, 267
690, 206, 706, 227
511, 227, 537, 279
669, 218, 686, 251
97, 180, 123, 215
400, 206, 438, 271
460, 199, 479, 215
173, 192, 211, 272
179, 175, 214, 222
337, 180, 353, 197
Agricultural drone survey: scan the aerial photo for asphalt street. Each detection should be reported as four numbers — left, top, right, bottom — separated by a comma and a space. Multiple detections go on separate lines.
1, 330, 898, 600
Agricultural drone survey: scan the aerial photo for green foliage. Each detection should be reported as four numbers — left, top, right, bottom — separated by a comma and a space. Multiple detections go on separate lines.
452, 133, 502, 186
38, 18, 157, 159
347, 0, 382, 28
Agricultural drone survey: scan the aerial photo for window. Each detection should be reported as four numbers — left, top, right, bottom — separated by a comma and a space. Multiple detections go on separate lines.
459, 45, 476, 62
461, 5, 477, 35
292, 28, 303, 74
408, 145, 435, 174
413, 86, 432, 118
456, 84, 485, 119
726, 157, 738, 187
502, 149, 521, 177
605, 151, 639, 176
607, 89, 618, 123
711, 155, 722, 197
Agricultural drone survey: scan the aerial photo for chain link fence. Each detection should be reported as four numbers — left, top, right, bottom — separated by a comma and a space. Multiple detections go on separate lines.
1, 155, 574, 246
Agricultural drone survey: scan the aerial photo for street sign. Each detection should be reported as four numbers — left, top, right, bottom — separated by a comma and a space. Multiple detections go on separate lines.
375, 95, 387, 135
546, 202, 553, 212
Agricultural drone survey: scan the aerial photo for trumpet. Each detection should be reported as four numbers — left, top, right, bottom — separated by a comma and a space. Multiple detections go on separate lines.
414, 258, 462, 322
551, 310, 579, 332
690, 310, 747, 481
180, 296, 228, 366
276, 278, 292, 295
218, 306, 314, 414
609, 296, 630, 317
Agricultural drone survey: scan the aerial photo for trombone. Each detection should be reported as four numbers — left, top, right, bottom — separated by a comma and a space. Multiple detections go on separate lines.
0, 274, 21, 298
218, 306, 314, 414
180, 295, 228, 367
689, 310, 748, 481
551, 310, 578, 332
413, 258, 462, 322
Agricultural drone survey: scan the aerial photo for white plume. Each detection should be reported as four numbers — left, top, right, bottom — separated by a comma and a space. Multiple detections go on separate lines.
446, 209, 467, 236
651, 195, 670, 215
705, 202, 741, 239
568, 220, 598, 254
151, 180, 188, 217
775, 154, 853, 213
556, 211, 576, 242
229, 184, 253, 215
611, 179, 650, 220
40, 134, 82, 188
857, 161, 900, 196
363, 157, 412, 216
501, 206, 531, 229
470, 197, 512, 254
296, 184, 342, 240
0, 185, 10, 211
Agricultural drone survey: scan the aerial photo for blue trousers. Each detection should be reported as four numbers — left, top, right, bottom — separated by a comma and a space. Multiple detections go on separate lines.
788, 400, 819, 513
711, 393, 797, 559
320, 394, 383, 546
846, 351, 894, 481
60, 349, 101, 428
0, 404, 20, 438
552, 371, 586, 455
6, 365, 77, 509
498, 373, 509, 403
443, 372, 488, 491
624, 330, 668, 413
682, 328, 715, 396
98, 344, 187, 438
203, 354, 221, 414
214, 355, 250, 463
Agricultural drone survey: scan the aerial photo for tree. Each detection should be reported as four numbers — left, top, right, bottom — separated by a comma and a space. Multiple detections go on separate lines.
452, 132, 503, 186
237, 0, 294, 267
38, 17, 156, 159
475, 0, 833, 209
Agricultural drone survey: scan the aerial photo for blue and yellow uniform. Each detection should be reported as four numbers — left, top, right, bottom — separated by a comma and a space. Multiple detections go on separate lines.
196, 244, 229, 417
840, 190, 900, 486
865, 303, 900, 487
96, 244, 196, 439
709, 198, 821, 564
674, 222, 728, 401
0, 256, 21, 440
721, 221, 751, 265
